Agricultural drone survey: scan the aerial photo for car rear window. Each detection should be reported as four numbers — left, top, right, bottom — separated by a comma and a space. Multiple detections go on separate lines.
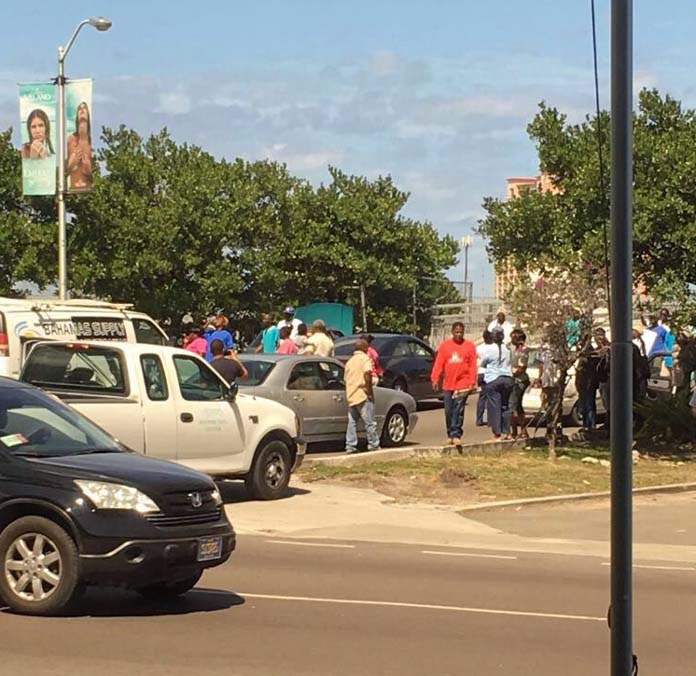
21, 344, 128, 395
335, 337, 391, 356
239, 360, 275, 386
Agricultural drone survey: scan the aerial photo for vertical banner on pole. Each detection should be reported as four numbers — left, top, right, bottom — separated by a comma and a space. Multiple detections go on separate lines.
18, 82, 57, 196
65, 78, 93, 192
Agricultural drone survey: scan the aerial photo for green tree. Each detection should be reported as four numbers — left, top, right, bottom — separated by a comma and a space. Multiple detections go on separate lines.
479, 89, 696, 314
0, 129, 55, 293
68, 128, 459, 334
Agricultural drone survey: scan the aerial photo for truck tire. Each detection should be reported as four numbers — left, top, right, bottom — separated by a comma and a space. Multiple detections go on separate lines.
0, 516, 80, 616
245, 439, 292, 500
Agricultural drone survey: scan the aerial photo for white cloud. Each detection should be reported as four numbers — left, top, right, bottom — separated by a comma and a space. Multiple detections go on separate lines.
154, 88, 191, 115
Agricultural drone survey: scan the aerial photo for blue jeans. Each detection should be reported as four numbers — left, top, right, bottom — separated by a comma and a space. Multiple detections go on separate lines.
486, 376, 514, 436
346, 399, 380, 451
578, 387, 597, 429
443, 390, 467, 439
476, 374, 487, 425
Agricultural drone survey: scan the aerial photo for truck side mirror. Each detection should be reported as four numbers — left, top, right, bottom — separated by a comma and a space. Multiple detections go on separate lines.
226, 382, 239, 403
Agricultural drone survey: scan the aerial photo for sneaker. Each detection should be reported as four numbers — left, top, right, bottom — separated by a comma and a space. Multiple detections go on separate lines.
367, 446, 381, 452
344, 448, 359, 454
451, 437, 462, 446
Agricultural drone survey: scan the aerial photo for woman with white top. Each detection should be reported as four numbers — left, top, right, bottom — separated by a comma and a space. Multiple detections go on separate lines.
479, 328, 514, 440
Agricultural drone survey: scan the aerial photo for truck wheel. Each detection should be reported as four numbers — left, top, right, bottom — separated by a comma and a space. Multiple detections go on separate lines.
381, 407, 408, 447
0, 516, 80, 616
245, 440, 292, 500
137, 572, 202, 600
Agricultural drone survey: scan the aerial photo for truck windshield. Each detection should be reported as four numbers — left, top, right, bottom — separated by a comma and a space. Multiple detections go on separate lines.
21, 344, 127, 395
0, 386, 122, 457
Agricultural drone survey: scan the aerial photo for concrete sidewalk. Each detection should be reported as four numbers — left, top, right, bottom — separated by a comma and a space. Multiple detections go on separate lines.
223, 477, 696, 565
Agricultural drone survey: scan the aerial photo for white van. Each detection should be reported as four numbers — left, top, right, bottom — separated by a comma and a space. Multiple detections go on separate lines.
0, 296, 168, 378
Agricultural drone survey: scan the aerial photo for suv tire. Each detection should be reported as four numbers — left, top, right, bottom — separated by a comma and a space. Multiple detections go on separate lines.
0, 516, 80, 616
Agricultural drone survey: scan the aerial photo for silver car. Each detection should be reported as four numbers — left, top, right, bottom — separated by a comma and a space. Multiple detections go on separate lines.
239, 354, 418, 447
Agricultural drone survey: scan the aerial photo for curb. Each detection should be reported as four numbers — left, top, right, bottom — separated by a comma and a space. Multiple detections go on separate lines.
455, 482, 696, 512
302, 439, 526, 467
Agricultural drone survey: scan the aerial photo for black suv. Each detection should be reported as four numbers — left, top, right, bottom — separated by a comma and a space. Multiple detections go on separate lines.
0, 377, 235, 615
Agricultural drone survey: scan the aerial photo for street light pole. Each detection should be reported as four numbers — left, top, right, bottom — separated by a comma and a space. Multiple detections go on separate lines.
610, 1, 634, 675
460, 236, 473, 302
56, 17, 112, 301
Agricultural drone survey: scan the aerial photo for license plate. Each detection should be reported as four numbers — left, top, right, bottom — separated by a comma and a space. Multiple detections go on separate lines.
197, 536, 223, 562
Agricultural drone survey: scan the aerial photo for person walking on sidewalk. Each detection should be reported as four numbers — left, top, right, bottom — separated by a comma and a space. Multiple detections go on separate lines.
430, 322, 477, 446
476, 329, 493, 426
344, 338, 380, 454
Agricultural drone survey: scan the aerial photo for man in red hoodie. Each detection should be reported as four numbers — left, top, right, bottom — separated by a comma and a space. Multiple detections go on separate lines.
431, 322, 477, 446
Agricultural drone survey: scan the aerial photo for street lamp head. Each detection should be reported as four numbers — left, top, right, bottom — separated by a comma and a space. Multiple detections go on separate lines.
88, 16, 112, 31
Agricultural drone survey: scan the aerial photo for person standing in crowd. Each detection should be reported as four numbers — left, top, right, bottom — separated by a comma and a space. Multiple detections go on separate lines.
564, 309, 582, 349
362, 334, 384, 386
184, 326, 207, 357
277, 306, 303, 339
430, 322, 477, 446
575, 333, 601, 431
276, 326, 298, 354
632, 325, 647, 357
480, 327, 514, 440
209, 339, 247, 384
257, 314, 279, 354
475, 329, 493, 426
204, 313, 234, 362
487, 311, 514, 344
509, 329, 530, 439
293, 323, 309, 354
304, 319, 334, 356
644, 315, 667, 357
594, 328, 611, 423
344, 338, 380, 454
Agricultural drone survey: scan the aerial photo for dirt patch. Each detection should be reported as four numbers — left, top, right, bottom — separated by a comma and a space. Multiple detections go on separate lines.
298, 446, 696, 506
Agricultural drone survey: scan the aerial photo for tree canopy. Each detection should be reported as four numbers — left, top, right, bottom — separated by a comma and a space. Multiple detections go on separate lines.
1, 125, 459, 334
479, 89, 696, 310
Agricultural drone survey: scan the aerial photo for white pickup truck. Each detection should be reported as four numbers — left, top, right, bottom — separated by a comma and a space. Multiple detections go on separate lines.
19, 341, 305, 499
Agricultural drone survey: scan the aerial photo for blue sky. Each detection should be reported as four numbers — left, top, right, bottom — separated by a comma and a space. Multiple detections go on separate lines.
1, 1, 694, 296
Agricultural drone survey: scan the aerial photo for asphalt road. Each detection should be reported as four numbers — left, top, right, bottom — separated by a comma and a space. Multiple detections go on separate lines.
1, 514, 694, 676
308, 395, 579, 455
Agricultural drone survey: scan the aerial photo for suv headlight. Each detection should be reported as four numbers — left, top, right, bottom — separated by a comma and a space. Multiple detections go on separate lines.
74, 480, 159, 513
211, 488, 223, 506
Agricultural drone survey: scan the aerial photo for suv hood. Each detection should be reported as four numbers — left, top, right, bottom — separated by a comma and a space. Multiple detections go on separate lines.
30, 452, 215, 494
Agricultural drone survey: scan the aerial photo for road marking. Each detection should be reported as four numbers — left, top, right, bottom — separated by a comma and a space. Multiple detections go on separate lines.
422, 550, 518, 560
239, 592, 604, 623
266, 540, 355, 549
601, 562, 695, 571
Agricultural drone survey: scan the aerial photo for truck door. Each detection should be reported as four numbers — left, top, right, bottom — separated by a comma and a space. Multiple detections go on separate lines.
137, 353, 177, 460
169, 354, 245, 466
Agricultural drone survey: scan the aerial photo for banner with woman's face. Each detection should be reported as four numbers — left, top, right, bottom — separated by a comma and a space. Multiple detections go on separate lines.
65, 79, 93, 192
18, 82, 56, 196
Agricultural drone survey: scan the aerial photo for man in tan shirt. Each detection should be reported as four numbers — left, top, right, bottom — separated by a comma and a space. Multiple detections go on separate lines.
344, 338, 380, 453
304, 319, 335, 357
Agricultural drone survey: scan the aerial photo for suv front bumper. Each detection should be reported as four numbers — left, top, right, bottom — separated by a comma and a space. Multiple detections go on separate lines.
79, 522, 235, 587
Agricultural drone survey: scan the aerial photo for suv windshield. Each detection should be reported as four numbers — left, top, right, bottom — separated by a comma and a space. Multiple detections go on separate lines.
0, 386, 122, 458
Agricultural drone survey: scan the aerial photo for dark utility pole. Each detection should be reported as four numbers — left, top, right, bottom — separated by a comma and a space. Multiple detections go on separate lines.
610, 1, 633, 675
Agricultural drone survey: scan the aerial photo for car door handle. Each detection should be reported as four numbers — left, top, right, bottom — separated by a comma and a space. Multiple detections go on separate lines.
180, 412, 194, 423
292, 395, 305, 402
332, 395, 344, 402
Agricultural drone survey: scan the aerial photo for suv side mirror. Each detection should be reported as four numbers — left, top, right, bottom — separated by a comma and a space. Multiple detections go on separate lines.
226, 382, 239, 403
